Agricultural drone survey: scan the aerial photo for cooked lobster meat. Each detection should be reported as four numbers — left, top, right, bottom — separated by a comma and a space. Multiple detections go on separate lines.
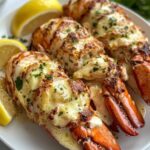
64, 0, 150, 104
31, 18, 144, 136
5, 51, 120, 150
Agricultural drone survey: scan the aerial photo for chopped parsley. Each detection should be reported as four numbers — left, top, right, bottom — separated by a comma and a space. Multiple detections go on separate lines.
58, 111, 64, 116
66, 29, 71, 33
75, 97, 78, 100
54, 88, 57, 93
93, 67, 99, 72
92, 22, 98, 27
33, 63, 46, 78
124, 26, 129, 30
72, 38, 79, 44
103, 26, 108, 30
60, 87, 63, 91
95, 10, 101, 15
27, 98, 32, 106
45, 74, 53, 80
108, 17, 117, 27
110, 37, 115, 40
39, 64, 44, 70
43, 62, 46, 66
15, 77, 23, 91
33, 73, 42, 78
121, 34, 128, 38
93, 31, 99, 36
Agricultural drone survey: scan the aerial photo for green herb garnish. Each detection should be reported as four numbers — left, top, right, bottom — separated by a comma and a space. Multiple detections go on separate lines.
45, 74, 53, 80
93, 67, 99, 72
58, 111, 64, 116
124, 26, 129, 30
39, 64, 44, 70
33, 73, 42, 78
15, 77, 23, 91
103, 26, 108, 30
27, 98, 32, 106
72, 38, 78, 44
95, 10, 101, 15
93, 31, 99, 35
92, 22, 98, 27
108, 17, 117, 27
54, 88, 57, 93
66, 29, 71, 33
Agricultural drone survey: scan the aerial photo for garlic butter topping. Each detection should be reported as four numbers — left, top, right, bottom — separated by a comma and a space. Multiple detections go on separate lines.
32, 18, 117, 81
81, 1, 147, 56
6, 52, 90, 127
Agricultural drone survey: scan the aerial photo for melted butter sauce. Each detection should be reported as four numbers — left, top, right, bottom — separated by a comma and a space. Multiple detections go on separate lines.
86, 81, 113, 125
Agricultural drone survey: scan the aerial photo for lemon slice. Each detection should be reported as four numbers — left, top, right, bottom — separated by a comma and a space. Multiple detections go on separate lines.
0, 39, 27, 69
0, 39, 26, 126
12, 0, 63, 37
0, 75, 16, 126
0, 103, 11, 126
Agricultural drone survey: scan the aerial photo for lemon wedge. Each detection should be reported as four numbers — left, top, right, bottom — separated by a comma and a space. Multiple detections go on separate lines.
0, 39, 26, 126
0, 103, 11, 126
11, 0, 63, 37
0, 76, 16, 126
0, 39, 27, 69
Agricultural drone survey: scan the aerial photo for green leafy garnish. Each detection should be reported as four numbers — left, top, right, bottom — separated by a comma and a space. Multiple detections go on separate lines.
93, 67, 99, 72
108, 17, 117, 27
45, 74, 53, 80
92, 22, 98, 27
15, 77, 23, 91
39, 64, 44, 70
58, 111, 64, 116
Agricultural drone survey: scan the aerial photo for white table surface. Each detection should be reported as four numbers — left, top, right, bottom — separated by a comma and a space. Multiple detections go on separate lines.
0, 0, 150, 150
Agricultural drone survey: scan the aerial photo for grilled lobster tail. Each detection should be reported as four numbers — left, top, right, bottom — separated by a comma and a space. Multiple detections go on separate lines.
5, 51, 120, 150
64, 0, 150, 104
31, 18, 144, 136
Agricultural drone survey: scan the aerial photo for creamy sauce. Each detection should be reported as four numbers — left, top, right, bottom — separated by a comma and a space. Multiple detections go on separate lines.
109, 29, 145, 48
87, 81, 113, 125
46, 123, 82, 150
73, 56, 109, 80
82, 2, 147, 53
10, 53, 90, 127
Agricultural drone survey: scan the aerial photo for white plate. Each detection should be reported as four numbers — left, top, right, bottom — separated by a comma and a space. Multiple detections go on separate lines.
0, 1, 150, 150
